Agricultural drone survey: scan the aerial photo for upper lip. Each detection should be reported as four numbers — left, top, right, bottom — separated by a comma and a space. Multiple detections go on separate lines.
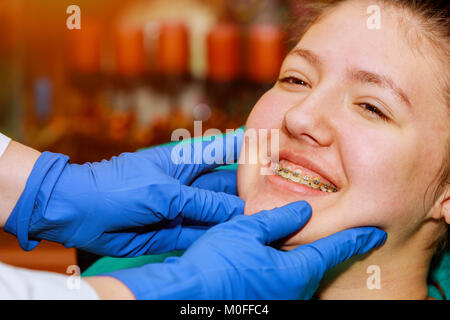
277, 149, 341, 189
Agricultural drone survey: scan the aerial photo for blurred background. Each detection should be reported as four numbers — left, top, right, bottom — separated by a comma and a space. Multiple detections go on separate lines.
0, 0, 311, 273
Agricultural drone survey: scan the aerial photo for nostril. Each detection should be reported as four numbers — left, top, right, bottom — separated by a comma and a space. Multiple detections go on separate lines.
300, 133, 321, 146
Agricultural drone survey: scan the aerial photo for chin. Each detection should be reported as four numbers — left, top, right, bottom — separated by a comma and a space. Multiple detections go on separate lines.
243, 194, 288, 215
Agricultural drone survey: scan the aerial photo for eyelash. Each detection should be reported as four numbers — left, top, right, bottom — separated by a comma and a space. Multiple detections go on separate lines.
358, 103, 389, 122
278, 76, 311, 88
279, 76, 390, 122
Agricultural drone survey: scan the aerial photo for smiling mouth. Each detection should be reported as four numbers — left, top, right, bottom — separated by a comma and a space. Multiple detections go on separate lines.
274, 161, 339, 193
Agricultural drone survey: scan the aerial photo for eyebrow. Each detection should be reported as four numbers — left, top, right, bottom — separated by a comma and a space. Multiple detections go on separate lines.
288, 48, 412, 110
288, 48, 322, 68
349, 70, 412, 109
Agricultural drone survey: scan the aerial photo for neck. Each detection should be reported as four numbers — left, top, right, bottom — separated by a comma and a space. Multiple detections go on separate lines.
316, 241, 432, 300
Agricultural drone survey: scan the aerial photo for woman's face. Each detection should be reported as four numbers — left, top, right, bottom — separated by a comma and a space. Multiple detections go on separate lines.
237, 1, 449, 249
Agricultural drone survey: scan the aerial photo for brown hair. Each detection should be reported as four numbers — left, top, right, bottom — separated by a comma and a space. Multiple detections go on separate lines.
286, 0, 450, 251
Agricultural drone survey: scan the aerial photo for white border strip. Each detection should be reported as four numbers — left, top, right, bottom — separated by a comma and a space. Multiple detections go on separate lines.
0, 133, 12, 159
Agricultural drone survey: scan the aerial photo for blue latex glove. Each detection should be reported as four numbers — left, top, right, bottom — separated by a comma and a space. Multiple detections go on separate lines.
108, 201, 387, 299
183, 169, 239, 227
5, 131, 245, 257
191, 169, 238, 195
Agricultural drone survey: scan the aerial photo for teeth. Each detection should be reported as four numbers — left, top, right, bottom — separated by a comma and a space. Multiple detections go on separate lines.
274, 164, 338, 193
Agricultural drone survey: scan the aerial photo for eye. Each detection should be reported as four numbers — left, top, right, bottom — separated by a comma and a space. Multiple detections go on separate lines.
278, 76, 312, 88
358, 103, 390, 122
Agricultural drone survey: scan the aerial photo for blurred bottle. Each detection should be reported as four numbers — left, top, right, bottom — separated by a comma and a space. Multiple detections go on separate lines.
0, 1, 22, 139
66, 21, 105, 132
150, 20, 193, 143
204, 23, 242, 130
114, 26, 146, 80
247, 24, 285, 87
67, 21, 102, 96
28, 76, 67, 152
109, 25, 145, 145
243, 23, 285, 115
33, 77, 53, 125
65, 20, 114, 162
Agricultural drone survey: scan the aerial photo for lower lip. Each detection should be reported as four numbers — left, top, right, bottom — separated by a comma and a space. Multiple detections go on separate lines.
265, 172, 335, 197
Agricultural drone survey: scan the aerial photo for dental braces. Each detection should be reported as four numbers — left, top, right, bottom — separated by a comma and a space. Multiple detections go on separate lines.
274, 163, 338, 193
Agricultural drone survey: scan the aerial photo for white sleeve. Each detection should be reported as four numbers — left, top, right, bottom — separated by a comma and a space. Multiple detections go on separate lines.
0, 262, 99, 300
0, 133, 11, 158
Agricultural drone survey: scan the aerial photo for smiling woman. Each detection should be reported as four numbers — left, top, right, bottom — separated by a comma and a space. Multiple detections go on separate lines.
237, 0, 450, 299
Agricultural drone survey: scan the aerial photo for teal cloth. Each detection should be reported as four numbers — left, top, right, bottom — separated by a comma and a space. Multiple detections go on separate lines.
428, 249, 450, 300
81, 251, 184, 277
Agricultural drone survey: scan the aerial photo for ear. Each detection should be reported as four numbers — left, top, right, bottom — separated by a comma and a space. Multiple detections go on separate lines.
443, 194, 450, 225
430, 188, 450, 224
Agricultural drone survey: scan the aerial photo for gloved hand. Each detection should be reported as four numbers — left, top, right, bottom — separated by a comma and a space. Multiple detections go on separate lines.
191, 169, 238, 195
107, 201, 387, 299
5, 130, 245, 257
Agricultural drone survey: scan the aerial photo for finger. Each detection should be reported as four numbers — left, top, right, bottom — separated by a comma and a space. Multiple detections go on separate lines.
292, 227, 387, 279
190, 169, 238, 195
248, 201, 312, 244
175, 185, 245, 223
175, 226, 209, 250
168, 129, 244, 184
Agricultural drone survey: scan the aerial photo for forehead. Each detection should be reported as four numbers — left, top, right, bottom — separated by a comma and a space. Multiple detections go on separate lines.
289, 1, 447, 122
298, 2, 413, 78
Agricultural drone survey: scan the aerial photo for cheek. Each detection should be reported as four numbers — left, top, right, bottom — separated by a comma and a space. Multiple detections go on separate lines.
236, 162, 257, 203
344, 122, 446, 216
333, 124, 437, 238
238, 89, 292, 201
245, 89, 292, 130
340, 129, 415, 223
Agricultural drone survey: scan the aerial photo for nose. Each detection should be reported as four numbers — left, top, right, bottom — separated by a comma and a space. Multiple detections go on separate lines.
283, 90, 337, 147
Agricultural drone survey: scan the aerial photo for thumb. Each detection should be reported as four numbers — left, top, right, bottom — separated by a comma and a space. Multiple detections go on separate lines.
248, 201, 312, 244
291, 227, 387, 280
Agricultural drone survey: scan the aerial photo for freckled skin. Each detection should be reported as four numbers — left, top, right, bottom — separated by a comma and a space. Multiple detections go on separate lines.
237, 1, 449, 250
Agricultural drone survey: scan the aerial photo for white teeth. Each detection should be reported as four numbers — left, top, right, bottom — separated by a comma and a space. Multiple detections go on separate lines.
274, 164, 338, 193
